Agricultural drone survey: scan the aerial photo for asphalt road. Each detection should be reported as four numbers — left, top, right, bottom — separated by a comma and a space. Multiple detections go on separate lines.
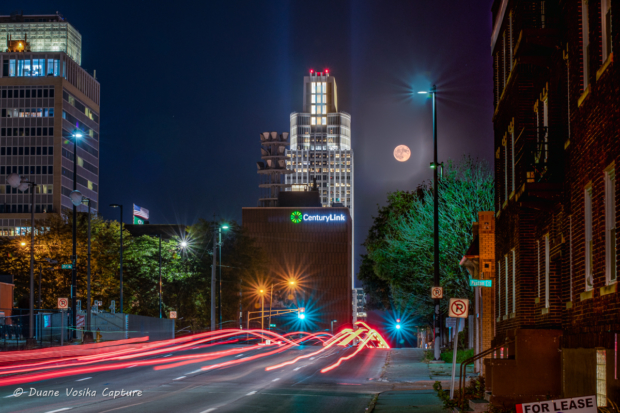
0, 343, 389, 413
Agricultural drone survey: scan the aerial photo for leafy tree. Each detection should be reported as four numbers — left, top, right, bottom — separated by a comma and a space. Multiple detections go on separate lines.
363, 155, 494, 325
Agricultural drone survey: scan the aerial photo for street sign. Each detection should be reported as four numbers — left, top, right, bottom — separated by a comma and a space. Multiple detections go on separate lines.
469, 279, 492, 287
76, 315, 85, 328
448, 298, 469, 318
61, 264, 73, 269
270, 324, 276, 328
445, 318, 457, 328
57, 297, 69, 309
431, 287, 443, 299
516, 395, 596, 413
169, 311, 177, 319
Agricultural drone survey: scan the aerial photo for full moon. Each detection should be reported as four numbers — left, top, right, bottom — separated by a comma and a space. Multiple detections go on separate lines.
394, 145, 411, 162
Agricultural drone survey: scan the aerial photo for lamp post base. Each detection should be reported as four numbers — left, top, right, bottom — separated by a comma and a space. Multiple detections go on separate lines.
26, 338, 37, 349
83, 332, 94, 343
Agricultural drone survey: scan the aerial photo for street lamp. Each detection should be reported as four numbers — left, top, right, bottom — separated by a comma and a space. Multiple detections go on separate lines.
70, 190, 93, 342
419, 85, 441, 361
71, 131, 83, 338
109, 204, 123, 313
7, 173, 37, 347
210, 222, 228, 331
331, 319, 338, 335
258, 288, 265, 341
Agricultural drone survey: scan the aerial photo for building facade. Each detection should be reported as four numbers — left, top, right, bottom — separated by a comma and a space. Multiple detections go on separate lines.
487, 0, 619, 406
0, 12, 100, 235
286, 70, 353, 212
242, 206, 352, 331
353, 287, 367, 322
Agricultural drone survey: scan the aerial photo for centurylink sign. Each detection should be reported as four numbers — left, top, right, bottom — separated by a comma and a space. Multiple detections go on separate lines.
290, 211, 346, 223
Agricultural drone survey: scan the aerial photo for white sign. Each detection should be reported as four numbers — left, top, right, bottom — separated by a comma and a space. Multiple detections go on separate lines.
169, 311, 177, 319
448, 298, 469, 318
516, 395, 597, 413
431, 287, 443, 299
57, 297, 68, 309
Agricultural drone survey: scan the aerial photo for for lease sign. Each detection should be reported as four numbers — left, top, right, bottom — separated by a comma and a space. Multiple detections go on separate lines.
516, 396, 596, 413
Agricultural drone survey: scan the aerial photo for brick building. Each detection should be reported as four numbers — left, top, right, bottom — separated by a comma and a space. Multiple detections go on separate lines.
486, 0, 619, 406
460, 212, 496, 374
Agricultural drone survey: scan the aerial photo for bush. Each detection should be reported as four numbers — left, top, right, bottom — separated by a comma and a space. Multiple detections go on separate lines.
440, 348, 474, 364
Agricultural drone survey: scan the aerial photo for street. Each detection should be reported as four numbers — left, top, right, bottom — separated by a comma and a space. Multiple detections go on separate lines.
0, 340, 390, 413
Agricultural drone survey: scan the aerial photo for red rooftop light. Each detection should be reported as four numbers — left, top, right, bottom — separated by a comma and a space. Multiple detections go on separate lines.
325, 69, 329, 73
310, 69, 314, 73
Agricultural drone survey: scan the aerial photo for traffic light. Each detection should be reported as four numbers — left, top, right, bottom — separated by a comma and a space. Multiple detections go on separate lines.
298, 307, 305, 320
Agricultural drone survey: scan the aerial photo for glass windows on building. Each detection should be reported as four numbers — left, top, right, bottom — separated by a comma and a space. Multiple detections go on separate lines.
0, 22, 82, 65
2, 57, 62, 77
311, 81, 327, 123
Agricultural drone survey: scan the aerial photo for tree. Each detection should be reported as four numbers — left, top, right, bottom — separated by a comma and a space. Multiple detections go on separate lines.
363, 155, 494, 325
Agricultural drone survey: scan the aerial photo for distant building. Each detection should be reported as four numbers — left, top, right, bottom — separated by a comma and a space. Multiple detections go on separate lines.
285, 70, 354, 288
0, 12, 100, 235
353, 288, 366, 322
487, 0, 619, 406
242, 190, 352, 332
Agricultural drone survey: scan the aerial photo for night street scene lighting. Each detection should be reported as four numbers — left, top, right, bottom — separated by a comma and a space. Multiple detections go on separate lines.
1, 3, 615, 413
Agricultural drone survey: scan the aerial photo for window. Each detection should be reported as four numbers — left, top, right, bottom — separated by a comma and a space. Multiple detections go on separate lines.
585, 185, 594, 290
512, 249, 516, 313
602, 0, 612, 61
582, 0, 590, 89
311, 117, 316, 126
538, 240, 541, 297
511, 125, 515, 193
505, 255, 508, 316
605, 166, 616, 284
597, 349, 607, 407
321, 117, 326, 125
545, 234, 550, 308
498, 260, 501, 317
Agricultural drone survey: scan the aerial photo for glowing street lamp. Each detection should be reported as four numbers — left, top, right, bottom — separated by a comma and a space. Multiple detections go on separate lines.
418, 84, 441, 361
70, 190, 93, 341
70, 131, 83, 337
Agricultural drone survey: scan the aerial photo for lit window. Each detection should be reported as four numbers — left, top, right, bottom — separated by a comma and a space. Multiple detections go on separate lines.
311, 117, 316, 125
311, 82, 316, 94
597, 349, 607, 407
602, 0, 612, 61
316, 95, 322, 103
582, 0, 590, 89
605, 166, 616, 284
321, 117, 326, 125
585, 185, 594, 290
322, 106, 326, 114
322, 82, 326, 92
311, 95, 316, 103
311, 105, 316, 114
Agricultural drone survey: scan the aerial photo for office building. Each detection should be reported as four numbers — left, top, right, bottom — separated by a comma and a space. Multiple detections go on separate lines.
286, 70, 354, 288
286, 70, 353, 211
0, 12, 100, 235
243, 190, 352, 332
353, 287, 366, 322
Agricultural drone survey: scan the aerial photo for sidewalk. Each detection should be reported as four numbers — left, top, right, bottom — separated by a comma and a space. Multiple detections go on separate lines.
370, 348, 472, 413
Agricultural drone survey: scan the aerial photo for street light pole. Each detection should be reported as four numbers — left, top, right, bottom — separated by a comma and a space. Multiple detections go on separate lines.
71, 132, 82, 339
70, 191, 92, 342
7, 174, 38, 347
431, 85, 441, 361
159, 234, 162, 319
218, 227, 222, 329
109, 204, 124, 313
211, 228, 217, 331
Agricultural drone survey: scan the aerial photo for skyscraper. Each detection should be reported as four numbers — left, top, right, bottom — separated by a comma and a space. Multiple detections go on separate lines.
286, 70, 353, 212
0, 12, 100, 235
286, 70, 354, 286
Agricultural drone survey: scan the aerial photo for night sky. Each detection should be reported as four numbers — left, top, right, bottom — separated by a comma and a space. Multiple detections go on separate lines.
13, 1, 495, 284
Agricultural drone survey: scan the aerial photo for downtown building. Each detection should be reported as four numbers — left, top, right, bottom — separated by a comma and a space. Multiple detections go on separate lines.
485, 0, 619, 406
0, 12, 100, 235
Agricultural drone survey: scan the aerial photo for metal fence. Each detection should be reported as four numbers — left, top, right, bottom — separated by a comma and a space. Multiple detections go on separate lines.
1, 308, 174, 351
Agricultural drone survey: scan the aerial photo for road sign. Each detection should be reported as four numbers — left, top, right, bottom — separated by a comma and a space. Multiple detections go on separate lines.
270, 324, 276, 328
448, 298, 469, 318
469, 279, 492, 287
516, 395, 596, 413
445, 318, 457, 328
76, 315, 85, 328
57, 297, 68, 309
431, 287, 443, 299
61, 264, 73, 269
169, 311, 177, 319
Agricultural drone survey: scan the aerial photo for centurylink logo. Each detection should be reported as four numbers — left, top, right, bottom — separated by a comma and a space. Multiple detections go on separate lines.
290, 211, 346, 223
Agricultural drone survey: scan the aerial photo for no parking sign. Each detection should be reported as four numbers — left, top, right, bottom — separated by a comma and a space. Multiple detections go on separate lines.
448, 298, 468, 318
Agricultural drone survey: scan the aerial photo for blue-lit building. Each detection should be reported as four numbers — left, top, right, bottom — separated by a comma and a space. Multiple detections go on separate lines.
0, 12, 100, 235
